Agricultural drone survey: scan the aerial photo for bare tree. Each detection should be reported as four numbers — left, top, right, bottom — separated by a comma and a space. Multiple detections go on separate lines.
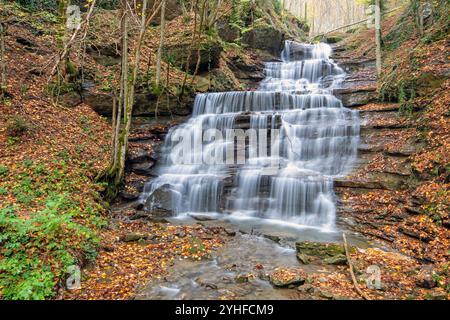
155, 0, 166, 87
106, 0, 162, 190
50, 0, 97, 80
0, 22, 6, 98
375, 0, 382, 76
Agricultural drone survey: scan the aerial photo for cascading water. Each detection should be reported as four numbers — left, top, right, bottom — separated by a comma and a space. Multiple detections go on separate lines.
140, 40, 359, 231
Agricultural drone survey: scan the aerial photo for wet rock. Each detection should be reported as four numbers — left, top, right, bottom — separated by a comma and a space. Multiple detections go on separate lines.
257, 271, 270, 281
128, 149, 156, 164
297, 283, 315, 294
269, 268, 307, 288
296, 241, 353, 265
235, 274, 250, 284
224, 228, 237, 237
334, 179, 385, 190
144, 185, 174, 215
316, 289, 335, 300
196, 278, 219, 290
296, 253, 311, 265
296, 241, 346, 258
189, 214, 216, 222
323, 254, 348, 266
263, 234, 281, 243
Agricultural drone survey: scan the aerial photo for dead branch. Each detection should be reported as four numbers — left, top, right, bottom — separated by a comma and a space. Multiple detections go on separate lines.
343, 233, 371, 300
49, 0, 97, 80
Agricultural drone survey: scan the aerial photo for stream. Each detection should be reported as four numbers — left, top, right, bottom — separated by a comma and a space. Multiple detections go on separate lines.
135, 41, 367, 299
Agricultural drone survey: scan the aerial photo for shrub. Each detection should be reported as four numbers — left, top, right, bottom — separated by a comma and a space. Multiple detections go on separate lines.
0, 195, 99, 299
6, 115, 30, 137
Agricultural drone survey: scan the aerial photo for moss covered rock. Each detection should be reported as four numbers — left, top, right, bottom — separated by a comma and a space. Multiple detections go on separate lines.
295, 241, 354, 265
242, 25, 284, 56
166, 40, 223, 74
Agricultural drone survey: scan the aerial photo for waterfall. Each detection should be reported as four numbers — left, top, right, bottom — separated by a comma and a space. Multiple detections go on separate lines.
140, 40, 359, 230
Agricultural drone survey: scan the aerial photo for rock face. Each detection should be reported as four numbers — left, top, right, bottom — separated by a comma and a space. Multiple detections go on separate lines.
217, 20, 240, 42
295, 241, 350, 265
334, 87, 377, 107
166, 41, 223, 74
86, 43, 121, 66
149, 0, 183, 24
60, 88, 192, 117
242, 26, 284, 56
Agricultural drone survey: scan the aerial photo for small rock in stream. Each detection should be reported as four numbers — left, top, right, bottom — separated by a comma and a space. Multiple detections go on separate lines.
235, 274, 251, 284
269, 268, 307, 288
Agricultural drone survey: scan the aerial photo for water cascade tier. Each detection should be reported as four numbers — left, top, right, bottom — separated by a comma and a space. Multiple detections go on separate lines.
140, 41, 360, 230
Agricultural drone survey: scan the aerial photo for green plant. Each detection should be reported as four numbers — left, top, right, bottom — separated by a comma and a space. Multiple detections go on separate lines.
0, 195, 99, 299
0, 186, 8, 195
6, 115, 30, 137
0, 166, 8, 177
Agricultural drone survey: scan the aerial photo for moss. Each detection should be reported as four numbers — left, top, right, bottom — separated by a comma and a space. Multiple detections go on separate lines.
325, 35, 344, 44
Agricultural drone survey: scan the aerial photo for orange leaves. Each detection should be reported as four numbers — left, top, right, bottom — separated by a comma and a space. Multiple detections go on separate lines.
63, 221, 225, 300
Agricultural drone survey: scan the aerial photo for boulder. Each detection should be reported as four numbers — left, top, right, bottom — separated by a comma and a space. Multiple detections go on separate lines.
296, 241, 346, 258
130, 161, 156, 176
144, 185, 174, 216
269, 268, 307, 288
166, 40, 223, 74
295, 241, 353, 265
217, 20, 240, 42
242, 26, 284, 56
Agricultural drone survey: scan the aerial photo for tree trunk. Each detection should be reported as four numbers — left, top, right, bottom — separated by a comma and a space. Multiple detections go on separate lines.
375, 0, 382, 77
58, 0, 70, 82
155, 0, 166, 87
180, 0, 199, 97
0, 22, 6, 98
103, 0, 162, 193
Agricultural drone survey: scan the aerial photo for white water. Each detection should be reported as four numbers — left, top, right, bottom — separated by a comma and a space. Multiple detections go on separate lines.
140, 40, 360, 231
